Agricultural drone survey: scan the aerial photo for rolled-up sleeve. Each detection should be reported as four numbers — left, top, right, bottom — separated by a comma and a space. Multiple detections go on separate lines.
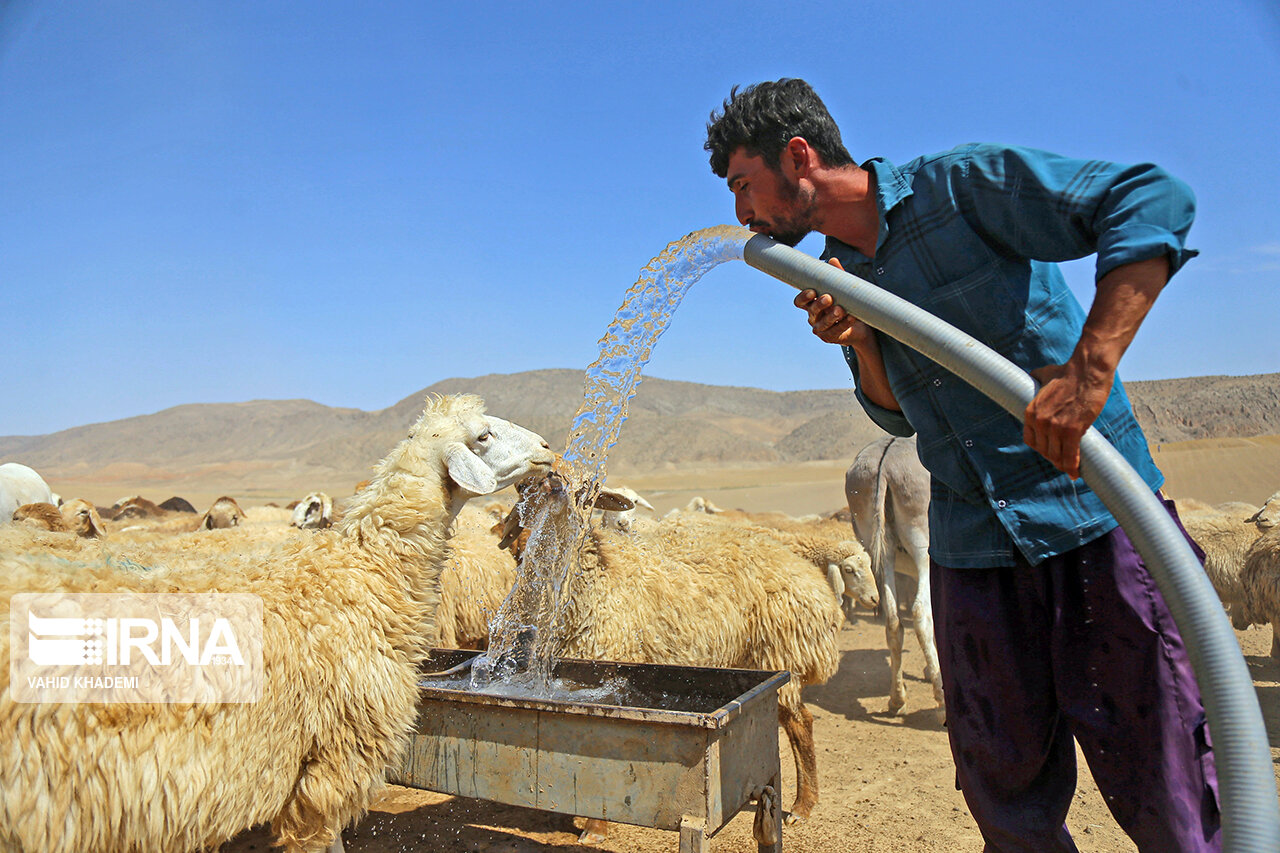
953, 144, 1198, 282
842, 345, 915, 437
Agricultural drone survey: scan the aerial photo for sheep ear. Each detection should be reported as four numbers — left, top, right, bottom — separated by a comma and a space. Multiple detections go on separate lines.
444, 443, 499, 495
593, 488, 634, 512
498, 506, 523, 549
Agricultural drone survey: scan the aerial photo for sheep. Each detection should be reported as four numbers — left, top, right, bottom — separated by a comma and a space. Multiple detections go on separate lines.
199, 495, 245, 530
1178, 503, 1267, 629
110, 495, 167, 520
14, 499, 107, 540
437, 522, 519, 650
1248, 490, 1280, 531
0, 462, 55, 524
291, 492, 335, 529
160, 496, 199, 514
595, 485, 655, 533
845, 435, 946, 723
764, 524, 878, 617
499, 474, 842, 834
0, 394, 554, 853
11, 502, 67, 532
60, 498, 108, 538
1241, 526, 1280, 658
682, 495, 723, 514
680, 508, 878, 617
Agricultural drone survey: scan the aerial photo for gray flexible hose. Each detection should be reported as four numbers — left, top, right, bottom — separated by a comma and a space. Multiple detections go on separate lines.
738, 232, 1279, 852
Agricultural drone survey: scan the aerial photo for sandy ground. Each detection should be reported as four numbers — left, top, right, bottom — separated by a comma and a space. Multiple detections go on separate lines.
222, 614, 1280, 853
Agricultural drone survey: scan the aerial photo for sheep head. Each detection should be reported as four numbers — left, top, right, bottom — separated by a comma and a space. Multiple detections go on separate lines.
836, 548, 878, 611
1248, 490, 1280, 531
61, 498, 108, 538
387, 395, 555, 508
497, 468, 634, 558
291, 492, 334, 529
199, 496, 244, 530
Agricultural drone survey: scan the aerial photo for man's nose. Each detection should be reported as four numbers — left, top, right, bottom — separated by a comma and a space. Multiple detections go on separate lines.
735, 196, 752, 226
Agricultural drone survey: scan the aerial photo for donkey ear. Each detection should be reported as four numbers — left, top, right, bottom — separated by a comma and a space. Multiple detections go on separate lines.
444, 442, 499, 495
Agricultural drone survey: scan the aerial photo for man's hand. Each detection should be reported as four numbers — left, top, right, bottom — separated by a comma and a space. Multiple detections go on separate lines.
793, 258, 875, 347
1024, 361, 1112, 480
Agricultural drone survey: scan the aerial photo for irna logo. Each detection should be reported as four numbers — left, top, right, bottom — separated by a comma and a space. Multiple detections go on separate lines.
27, 612, 246, 667
11, 592, 263, 704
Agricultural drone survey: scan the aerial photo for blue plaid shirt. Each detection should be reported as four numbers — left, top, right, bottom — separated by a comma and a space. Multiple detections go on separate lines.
822, 143, 1197, 567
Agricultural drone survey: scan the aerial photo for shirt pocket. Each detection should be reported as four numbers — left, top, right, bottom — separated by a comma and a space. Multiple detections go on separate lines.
922, 258, 1029, 351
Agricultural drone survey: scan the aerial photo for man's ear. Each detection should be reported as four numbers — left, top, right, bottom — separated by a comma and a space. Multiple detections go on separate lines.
784, 136, 812, 178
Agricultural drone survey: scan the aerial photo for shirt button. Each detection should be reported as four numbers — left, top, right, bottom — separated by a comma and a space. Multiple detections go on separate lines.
933, 379, 942, 387
876, 266, 885, 275
964, 440, 973, 448
996, 500, 1007, 508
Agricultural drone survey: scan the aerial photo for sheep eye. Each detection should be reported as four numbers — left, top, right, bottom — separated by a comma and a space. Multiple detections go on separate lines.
477, 430, 493, 442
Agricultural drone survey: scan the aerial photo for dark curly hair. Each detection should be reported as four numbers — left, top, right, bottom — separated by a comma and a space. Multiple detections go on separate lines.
704, 78, 854, 178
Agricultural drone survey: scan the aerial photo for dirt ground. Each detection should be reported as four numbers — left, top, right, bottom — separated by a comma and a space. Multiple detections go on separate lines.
223, 613, 1280, 853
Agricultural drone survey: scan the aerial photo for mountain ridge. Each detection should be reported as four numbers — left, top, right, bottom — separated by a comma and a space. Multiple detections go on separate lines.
3, 370, 1277, 491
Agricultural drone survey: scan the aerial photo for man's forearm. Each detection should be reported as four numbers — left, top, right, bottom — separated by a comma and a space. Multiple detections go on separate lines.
1073, 255, 1170, 382
851, 334, 902, 412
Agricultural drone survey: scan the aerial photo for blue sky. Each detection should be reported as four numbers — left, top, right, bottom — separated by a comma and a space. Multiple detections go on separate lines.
2, 0, 1277, 437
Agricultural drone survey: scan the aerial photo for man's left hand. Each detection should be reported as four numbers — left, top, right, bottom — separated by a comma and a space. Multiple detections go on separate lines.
1024, 361, 1112, 479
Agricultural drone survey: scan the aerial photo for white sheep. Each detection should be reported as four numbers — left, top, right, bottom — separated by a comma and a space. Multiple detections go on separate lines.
291, 492, 335, 529
682, 495, 723, 514
0, 394, 554, 853
437, 522, 519, 650
1179, 503, 1267, 629
595, 485, 655, 532
1248, 490, 1280, 531
198, 495, 246, 530
0, 462, 55, 524
500, 476, 842, 836
682, 507, 878, 618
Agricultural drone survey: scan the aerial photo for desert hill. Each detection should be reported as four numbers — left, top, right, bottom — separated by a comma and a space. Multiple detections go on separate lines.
2, 369, 1278, 510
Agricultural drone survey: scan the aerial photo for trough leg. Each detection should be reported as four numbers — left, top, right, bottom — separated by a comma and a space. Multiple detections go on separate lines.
327, 835, 345, 853
679, 815, 709, 853
753, 782, 782, 853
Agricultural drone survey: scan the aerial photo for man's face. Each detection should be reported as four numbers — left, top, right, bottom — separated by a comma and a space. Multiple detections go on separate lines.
725, 147, 816, 247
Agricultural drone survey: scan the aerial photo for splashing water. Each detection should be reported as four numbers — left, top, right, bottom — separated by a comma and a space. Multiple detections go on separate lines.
470, 224, 751, 692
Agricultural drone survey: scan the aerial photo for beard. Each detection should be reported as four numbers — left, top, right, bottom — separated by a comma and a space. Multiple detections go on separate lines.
762, 178, 817, 247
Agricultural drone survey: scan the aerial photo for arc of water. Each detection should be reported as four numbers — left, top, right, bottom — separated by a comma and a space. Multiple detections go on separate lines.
474, 225, 749, 691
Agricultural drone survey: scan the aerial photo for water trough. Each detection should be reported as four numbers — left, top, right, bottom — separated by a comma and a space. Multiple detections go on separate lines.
390, 649, 790, 852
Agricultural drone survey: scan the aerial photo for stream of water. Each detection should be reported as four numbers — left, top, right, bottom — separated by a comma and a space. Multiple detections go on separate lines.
467, 224, 751, 695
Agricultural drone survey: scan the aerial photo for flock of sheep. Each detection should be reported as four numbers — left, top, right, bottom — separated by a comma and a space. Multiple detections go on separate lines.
1, 399, 1279, 852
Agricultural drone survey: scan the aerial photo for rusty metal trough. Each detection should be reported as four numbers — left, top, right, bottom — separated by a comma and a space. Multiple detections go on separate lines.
389, 649, 790, 852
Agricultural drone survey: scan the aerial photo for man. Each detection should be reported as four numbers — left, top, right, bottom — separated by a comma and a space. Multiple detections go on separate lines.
705, 78, 1218, 852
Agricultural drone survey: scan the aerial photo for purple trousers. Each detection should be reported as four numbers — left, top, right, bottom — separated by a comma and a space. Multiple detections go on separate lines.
931, 499, 1221, 853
